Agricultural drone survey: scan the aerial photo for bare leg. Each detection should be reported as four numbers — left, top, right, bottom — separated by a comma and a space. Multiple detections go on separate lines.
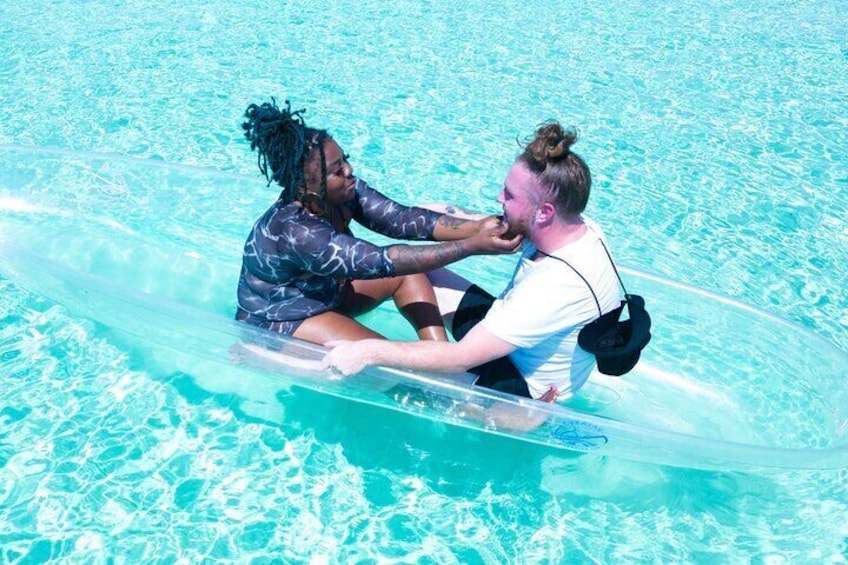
426, 268, 474, 331
231, 314, 386, 385
539, 386, 559, 403
343, 275, 448, 341
454, 385, 559, 433
293, 310, 385, 344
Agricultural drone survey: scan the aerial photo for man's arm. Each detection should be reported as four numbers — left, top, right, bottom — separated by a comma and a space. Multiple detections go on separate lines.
323, 324, 517, 376
324, 325, 560, 430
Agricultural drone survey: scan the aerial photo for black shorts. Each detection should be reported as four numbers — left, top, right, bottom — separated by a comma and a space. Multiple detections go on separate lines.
452, 285, 531, 398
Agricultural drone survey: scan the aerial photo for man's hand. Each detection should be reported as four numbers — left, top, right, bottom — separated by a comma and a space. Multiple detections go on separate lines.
322, 339, 377, 376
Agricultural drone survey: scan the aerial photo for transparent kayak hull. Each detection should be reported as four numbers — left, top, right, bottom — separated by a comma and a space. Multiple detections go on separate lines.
2, 145, 847, 471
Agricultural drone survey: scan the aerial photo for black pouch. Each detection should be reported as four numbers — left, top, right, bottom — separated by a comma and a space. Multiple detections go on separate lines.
540, 240, 652, 377
578, 293, 651, 376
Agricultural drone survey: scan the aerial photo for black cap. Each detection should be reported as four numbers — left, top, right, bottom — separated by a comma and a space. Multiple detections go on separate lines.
578, 294, 652, 376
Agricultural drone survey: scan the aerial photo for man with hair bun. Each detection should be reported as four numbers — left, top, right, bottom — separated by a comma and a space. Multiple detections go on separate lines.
324, 121, 623, 402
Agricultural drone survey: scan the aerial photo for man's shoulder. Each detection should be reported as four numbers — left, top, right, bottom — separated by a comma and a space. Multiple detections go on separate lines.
581, 215, 607, 238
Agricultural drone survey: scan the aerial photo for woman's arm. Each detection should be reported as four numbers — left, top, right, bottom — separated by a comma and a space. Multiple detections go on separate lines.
351, 180, 494, 242
350, 180, 441, 240
421, 203, 497, 242
290, 210, 519, 280
387, 217, 520, 275
431, 214, 502, 241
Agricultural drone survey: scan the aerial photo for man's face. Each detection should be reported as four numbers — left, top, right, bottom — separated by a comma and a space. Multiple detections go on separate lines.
497, 160, 540, 238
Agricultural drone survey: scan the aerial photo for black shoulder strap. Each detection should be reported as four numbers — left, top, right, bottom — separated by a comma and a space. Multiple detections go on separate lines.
597, 238, 629, 295
536, 236, 629, 318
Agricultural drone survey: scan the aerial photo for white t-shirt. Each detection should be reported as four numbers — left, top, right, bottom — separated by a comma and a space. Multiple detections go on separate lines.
480, 218, 622, 400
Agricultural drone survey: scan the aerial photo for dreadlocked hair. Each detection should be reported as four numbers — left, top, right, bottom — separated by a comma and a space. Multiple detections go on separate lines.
242, 98, 330, 205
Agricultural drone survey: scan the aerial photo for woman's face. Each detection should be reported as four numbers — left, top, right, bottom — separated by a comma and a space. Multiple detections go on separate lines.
304, 138, 355, 205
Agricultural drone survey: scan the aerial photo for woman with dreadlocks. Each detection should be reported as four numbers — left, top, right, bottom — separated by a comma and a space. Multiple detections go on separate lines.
236, 99, 520, 345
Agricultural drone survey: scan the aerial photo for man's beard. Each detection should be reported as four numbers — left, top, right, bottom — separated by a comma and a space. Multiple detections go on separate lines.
499, 214, 530, 239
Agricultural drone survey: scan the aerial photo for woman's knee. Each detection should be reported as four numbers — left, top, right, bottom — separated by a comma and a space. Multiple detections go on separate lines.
399, 272, 430, 288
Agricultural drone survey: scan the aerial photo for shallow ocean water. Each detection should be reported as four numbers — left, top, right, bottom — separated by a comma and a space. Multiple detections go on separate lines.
1, 0, 847, 563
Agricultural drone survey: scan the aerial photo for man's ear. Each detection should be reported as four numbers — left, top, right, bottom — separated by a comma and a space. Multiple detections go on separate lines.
535, 201, 556, 223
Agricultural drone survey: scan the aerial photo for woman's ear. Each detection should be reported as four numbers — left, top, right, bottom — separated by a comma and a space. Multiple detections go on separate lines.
301, 150, 321, 193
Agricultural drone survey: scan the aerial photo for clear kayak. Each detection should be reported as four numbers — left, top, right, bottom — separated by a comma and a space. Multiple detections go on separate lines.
1, 144, 846, 472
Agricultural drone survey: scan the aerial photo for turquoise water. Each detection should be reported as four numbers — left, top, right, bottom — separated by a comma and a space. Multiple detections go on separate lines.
1, 0, 847, 562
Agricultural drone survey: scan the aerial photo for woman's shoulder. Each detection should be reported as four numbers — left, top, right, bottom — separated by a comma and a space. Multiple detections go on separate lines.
263, 201, 330, 233
264, 200, 301, 223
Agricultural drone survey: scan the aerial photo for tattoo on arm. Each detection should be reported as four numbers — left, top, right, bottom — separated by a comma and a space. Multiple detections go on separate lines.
389, 241, 468, 275
437, 215, 471, 231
